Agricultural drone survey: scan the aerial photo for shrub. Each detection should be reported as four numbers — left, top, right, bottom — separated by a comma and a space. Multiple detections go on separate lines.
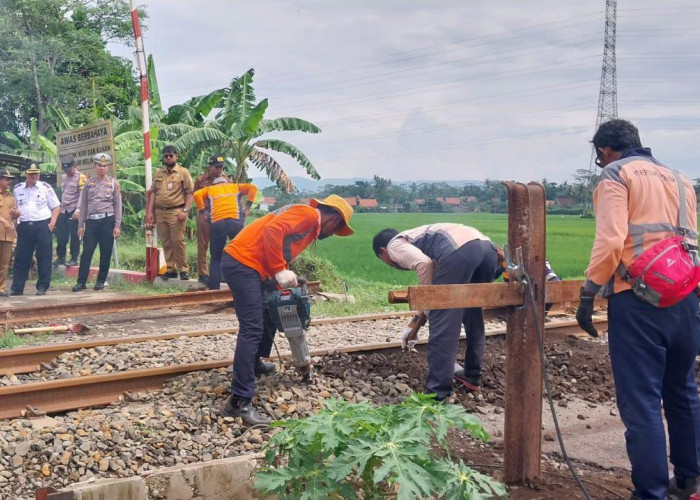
254, 393, 507, 499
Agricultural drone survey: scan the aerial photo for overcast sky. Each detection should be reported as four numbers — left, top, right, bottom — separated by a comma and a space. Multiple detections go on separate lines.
113, 1, 700, 184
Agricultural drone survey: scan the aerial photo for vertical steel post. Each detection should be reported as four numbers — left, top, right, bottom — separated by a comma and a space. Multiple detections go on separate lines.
129, 1, 158, 281
501, 181, 546, 484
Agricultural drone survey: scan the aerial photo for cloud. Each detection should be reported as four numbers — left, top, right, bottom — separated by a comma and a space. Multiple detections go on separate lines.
116, 0, 700, 183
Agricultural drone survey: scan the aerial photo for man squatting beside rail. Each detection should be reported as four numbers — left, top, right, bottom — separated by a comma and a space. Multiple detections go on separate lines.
219, 195, 354, 425
372, 223, 501, 400
576, 119, 700, 500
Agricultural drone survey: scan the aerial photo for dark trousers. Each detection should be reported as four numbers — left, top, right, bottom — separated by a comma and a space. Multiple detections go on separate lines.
77, 216, 115, 285
208, 218, 244, 290
222, 254, 276, 399
426, 239, 499, 398
608, 291, 700, 500
11, 219, 52, 294
55, 210, 80, 261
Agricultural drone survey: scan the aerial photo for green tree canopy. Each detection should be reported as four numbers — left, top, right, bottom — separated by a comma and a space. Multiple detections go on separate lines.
0, 0, 142, 140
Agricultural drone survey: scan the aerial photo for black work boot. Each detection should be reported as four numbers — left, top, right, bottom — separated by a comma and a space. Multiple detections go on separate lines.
94, 282, 105, 291
454, 369, 481, 392
221, 396, 271, 426
668, 476, 700, 500
254, 358, 277, 377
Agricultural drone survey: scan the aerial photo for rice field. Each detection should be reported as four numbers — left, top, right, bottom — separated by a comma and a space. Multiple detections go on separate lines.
312, 213, 595, 287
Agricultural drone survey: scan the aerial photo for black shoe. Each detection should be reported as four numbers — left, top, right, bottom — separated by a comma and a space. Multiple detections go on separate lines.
159, 271, 177, 280
254, 358, 277, 377
53, 258, 66, 266
0, 291, 9, 297
94, 282, 105, 291
668, 476, 700, 500
179, 272, 190, 280
9, 290, 22, 296
221, 396, 271, 426
36, 289, 47, 296
72, 283, 87, 292
66, 259, 79, 267
198, 275, 209, 285
454, 370, 481, 392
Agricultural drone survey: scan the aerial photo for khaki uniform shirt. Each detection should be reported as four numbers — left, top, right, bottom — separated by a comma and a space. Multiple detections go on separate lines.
0, 190, 17, 242
78, 176, 123, 229
150, 165, 194, 209
60, 172, 87, 213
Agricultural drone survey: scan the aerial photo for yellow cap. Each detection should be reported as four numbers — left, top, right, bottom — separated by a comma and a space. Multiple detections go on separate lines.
309, 194, 354, 236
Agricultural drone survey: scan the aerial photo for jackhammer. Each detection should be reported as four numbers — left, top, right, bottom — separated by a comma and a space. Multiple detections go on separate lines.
264, 278, 313, 381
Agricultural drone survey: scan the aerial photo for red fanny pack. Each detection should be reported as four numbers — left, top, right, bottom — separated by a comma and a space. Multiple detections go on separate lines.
619, 168, 700, 308
623, 235, 700, 307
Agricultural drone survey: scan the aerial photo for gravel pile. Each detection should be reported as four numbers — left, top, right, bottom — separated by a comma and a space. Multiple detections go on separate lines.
0, 313, 595, 499
0, 355, 421, 500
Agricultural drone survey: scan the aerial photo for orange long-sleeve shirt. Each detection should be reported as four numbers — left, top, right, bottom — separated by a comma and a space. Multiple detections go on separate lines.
193, 183, 257, 223
584, 148, 698, 297
224, 204, 321, 280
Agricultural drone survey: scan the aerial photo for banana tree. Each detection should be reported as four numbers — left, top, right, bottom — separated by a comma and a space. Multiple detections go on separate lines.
173, 68, 322, 193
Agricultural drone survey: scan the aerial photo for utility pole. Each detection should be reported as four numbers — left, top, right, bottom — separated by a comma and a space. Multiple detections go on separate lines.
583, 0, 618, 215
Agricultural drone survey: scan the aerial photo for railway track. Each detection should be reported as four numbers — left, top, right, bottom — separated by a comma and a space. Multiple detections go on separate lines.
0, 317, 606, 419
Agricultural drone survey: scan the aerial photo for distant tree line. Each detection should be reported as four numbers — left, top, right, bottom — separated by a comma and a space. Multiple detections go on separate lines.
262, 173, 608, 214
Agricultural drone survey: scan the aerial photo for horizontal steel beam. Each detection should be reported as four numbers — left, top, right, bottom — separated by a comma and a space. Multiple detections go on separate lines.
0, 283, 323, 326
0, 318, 606, 419
0, 290, 232, 326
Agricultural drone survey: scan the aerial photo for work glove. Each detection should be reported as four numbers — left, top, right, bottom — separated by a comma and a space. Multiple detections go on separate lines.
575, 287, 598, 338
275, 269, 298, 289
400, 327, 418, 350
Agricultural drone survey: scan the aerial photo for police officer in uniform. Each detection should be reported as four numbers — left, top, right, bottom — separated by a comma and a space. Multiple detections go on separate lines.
145, 145, 194, 280
55, 157, 86, 266
72, 154, 122, 292
10, 163, 60, 295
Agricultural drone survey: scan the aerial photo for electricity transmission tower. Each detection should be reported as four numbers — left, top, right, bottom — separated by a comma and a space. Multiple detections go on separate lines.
583, 0, 617, 214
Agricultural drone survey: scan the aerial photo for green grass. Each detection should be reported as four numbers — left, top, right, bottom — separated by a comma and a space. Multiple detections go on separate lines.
312, 213, 594, 287
0, 331, 27, 348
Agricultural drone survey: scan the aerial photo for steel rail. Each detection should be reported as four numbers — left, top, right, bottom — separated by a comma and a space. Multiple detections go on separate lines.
0, 318, 607, 419
0, 282, 319, 326
0, 311, 416, 376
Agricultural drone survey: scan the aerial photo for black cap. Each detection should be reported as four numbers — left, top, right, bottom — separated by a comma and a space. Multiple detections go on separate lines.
208, 154, 225, 166
61, 157, 76, 170
0, 168, 15, 179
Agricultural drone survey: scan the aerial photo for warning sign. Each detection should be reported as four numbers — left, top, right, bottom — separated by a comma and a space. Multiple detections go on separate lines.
56, 120, 116, 184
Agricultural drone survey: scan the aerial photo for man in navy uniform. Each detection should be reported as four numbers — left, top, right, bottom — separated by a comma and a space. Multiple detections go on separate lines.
72, 154, 122, 292
55, 157, 86, 266
10, 163, 60, 295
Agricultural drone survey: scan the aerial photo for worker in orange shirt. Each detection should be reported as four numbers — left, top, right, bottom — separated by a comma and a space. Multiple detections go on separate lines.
219, 195, 354, 425
193, 169, 257, 290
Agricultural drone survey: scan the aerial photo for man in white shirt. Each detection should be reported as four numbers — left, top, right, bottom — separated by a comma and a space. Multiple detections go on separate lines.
10, 163, 60, 295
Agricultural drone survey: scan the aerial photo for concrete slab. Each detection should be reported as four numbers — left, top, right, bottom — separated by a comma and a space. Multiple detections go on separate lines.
71, 477, 147, 500
54, 265, 147, 285
152, 277, 227, 292
143, 455, 262, 500
43, 455, 266, 500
